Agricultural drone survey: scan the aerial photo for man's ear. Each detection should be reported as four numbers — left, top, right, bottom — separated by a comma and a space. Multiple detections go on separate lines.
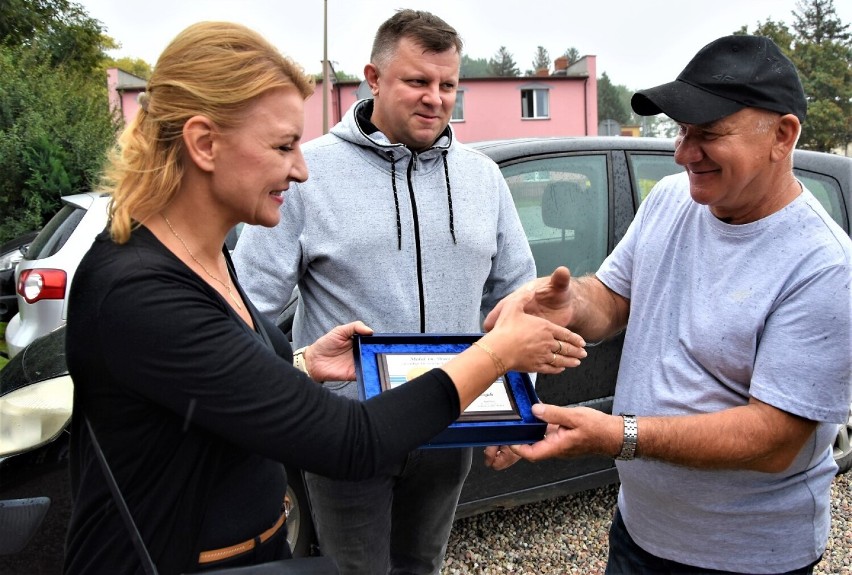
771, 114, 800, 163
364, 63, 380, 96
183, 115, 216, 172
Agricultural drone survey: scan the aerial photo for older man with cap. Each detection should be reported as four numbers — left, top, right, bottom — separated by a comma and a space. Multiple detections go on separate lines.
486, 35, 852, 574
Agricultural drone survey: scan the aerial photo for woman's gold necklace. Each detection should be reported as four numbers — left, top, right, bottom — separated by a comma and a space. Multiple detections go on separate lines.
162, 214, 243, 310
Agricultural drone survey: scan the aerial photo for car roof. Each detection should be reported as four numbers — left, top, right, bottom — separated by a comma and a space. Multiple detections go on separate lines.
471, 136, 678, 163
59, 191, 109, 211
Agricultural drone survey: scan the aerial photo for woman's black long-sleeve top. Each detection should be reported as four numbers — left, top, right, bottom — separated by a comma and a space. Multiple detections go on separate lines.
63, 227, 459, 574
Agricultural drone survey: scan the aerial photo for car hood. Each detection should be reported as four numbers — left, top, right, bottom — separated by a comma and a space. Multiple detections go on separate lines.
0, 326, 68, 395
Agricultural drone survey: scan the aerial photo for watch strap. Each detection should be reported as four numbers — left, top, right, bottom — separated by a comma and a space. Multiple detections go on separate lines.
293, 346, 309, 375
616, 414, 638, 460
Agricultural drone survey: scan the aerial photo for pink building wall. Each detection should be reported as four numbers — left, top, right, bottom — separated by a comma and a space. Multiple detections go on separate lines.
451, 76, 596, 142
106, 68, 147, 126
303, 55, 597, 144
110, 54, 597, 144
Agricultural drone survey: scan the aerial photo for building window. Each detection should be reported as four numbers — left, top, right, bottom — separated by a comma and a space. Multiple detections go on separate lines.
451, 90, 465, 122
521, 88, 549, 119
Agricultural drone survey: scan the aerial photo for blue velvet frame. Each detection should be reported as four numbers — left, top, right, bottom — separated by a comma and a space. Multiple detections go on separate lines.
353, 333, 546, 448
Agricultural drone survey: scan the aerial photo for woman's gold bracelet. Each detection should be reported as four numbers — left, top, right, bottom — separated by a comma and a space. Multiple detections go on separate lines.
472, 340, 507, 377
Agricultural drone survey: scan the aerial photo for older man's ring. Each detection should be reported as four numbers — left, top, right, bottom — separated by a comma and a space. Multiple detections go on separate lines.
548, 352, 557, 366
552, 340, 563, 355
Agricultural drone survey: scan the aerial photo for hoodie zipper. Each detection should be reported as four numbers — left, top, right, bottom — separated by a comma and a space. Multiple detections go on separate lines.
406, 152, 427, 333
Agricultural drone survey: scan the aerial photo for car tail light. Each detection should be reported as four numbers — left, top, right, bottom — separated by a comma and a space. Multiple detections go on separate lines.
0, 376, 74, 457
17, 269, 67, 303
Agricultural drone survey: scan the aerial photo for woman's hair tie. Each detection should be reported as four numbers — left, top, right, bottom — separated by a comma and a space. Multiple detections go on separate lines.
137, 91, 150, 112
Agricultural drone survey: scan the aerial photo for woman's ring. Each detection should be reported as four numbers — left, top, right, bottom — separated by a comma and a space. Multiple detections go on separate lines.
552, 340, 563, 355
548, 352, 557, 366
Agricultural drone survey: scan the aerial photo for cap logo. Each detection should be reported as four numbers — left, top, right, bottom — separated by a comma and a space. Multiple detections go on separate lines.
712, 73, 737, 82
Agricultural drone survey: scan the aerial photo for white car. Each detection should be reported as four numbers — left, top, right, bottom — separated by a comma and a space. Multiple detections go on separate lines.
5, 192, 110, 358
5, 194, 243, 359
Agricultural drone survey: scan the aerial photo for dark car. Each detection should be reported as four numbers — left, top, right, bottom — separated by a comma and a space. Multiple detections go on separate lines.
0, 231, 40, 325
1, 138, 850, 573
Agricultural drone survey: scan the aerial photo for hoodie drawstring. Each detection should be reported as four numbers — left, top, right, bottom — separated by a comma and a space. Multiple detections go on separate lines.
386, 150, 456, 250
442, 151, 457, 245
387, 151, 403, 250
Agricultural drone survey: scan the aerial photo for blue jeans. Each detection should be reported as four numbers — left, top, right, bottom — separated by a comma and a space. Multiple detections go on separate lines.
305, 447, 472, 575
606, 507, 820, 575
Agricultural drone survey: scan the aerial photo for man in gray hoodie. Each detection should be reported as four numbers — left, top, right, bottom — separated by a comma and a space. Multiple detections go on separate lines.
233, 9, 535, 575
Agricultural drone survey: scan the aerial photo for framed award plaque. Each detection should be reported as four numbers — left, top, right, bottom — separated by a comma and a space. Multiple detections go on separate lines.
353, 333, 545, 448
376, 352, 521, 422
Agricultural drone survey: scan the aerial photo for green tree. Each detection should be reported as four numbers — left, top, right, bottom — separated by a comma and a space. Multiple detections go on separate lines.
488, 46, 519, 77
791, 0, 851, 151
739, 0, 851, 151
0, 1, 119, 243
563, 47, 580, 64
1, 0, 110, 73
735, 19, 796, 50
313, 68, 362, 82
107, 56, 153, 79
0, 0, 67, 47
333, 69, 361, 82
530, 46, 550, 74
460, 54, 489, 78
598, 72, 631, 126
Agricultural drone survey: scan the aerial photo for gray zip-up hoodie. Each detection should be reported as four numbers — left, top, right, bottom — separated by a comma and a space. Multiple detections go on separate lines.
234, 100, 535, 397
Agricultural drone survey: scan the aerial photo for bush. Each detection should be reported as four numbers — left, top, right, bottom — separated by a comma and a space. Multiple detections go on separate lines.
0, 44, 119, 244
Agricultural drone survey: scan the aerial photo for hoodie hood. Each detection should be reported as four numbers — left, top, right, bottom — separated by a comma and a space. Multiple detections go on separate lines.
330, 100, 457, 249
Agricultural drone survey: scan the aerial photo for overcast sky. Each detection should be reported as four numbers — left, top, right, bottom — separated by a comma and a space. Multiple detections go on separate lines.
78, 0, 851, 91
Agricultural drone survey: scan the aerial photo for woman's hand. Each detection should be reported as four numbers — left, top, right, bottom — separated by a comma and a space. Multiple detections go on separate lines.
305, 321, 374, 382
483, 266, 575, 332
483, 287, 586, 375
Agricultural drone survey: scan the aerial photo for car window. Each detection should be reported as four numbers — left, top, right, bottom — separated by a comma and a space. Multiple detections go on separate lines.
628, 155, 849, 234
24, 205, 87, 260
501, 154, 608, 278
629, 153, 683, 202
794, 169, 848, 231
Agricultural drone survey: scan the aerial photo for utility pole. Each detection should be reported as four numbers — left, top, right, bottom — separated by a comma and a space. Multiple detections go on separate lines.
322, 0, 329, 134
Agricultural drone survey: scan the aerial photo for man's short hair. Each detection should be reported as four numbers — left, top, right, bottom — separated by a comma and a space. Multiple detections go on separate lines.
370, 9, 463, 69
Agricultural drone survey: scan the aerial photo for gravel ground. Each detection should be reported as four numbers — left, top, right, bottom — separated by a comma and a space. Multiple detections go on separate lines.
442, 472, 851, 574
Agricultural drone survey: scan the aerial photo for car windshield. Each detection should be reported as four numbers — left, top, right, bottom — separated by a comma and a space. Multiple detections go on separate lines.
24, 205, 87, 261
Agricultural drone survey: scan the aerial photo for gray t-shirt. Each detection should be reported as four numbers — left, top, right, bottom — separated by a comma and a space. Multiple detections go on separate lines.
597, 172, 852, 573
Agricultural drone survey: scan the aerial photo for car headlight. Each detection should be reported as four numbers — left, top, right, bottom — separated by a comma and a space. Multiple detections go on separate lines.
0, 376, 73, 457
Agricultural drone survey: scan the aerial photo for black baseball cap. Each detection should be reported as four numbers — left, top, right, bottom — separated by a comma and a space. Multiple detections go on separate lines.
631, 35, 807, 124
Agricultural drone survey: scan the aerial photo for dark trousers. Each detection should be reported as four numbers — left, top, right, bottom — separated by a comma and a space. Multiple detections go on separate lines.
305, 447, 472, 575
605, 507, 820, 575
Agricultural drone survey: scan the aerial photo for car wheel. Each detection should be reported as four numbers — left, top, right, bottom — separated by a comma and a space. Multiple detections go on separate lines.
284, 466, 318, 557
834, 404, 852, 475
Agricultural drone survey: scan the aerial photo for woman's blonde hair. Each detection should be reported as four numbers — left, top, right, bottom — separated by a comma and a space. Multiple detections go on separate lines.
104, 21, 315, 243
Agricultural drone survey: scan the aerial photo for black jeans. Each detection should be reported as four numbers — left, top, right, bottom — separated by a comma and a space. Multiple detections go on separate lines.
605, 507, 820, 575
